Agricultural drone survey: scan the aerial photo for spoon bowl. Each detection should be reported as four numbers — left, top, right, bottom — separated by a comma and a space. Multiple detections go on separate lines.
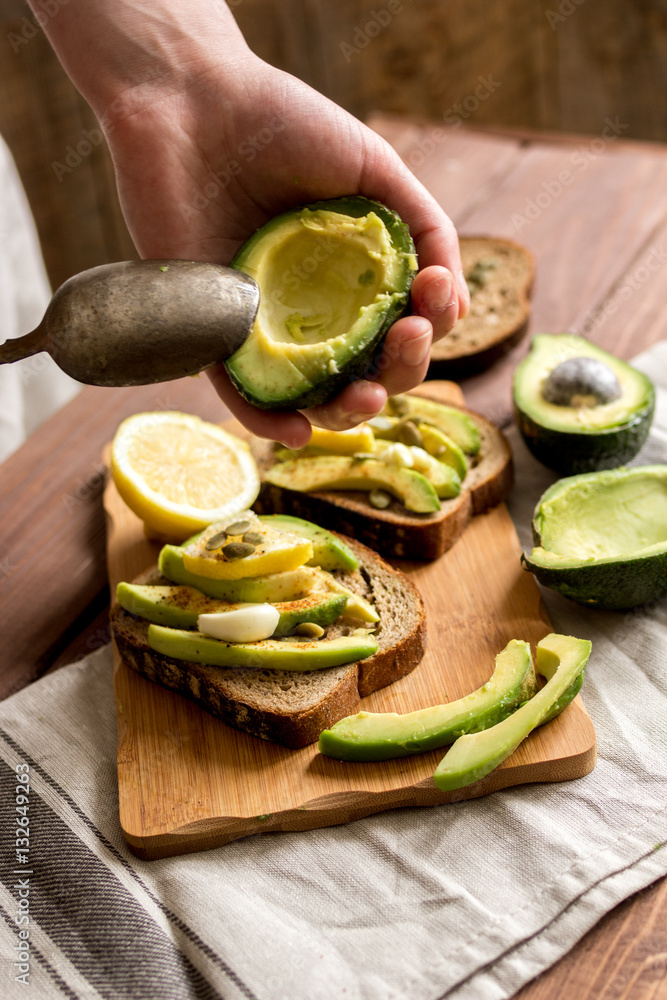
0, 259, 259, 386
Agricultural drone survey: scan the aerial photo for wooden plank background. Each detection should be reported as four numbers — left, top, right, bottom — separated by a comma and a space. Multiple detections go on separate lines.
0, 0, 665, 289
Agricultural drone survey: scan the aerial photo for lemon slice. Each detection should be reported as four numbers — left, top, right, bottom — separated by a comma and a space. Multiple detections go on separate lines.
181, 515, 313, 580
110, 412, 260, 541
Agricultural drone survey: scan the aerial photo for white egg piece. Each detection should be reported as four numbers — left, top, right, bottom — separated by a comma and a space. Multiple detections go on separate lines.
197, 604, 280, 643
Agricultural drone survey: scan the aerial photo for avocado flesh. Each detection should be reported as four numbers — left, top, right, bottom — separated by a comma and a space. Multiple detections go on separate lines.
158, 545, 318, 602
258, 514, 359, 572
226, 198, 417, 410
117, 582, 348, 636
370, 420, 468, 479
524, 465, 667, 609
386, 449, 462, 498
323, 577, 379, 623
147, 625, 378, 671
318, 639, 538, 761
265, 456, 442, 513
384, 395, 481, 455
417, 425, 468, 479
513, 334, 655, 474
433, 633, 591, 791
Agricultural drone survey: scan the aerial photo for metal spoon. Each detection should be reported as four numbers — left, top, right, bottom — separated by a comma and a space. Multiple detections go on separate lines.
0, 259, 259, 386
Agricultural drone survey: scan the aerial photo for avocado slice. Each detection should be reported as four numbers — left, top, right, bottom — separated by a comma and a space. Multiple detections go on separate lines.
513, 334, 654, 474
264, 456, 442, 513
379, 447, 462, 498
321, 575, 379, 623
416, 425, 468, 479
318, 638, 538, 761
225, 197, 418, 410
258, 514, 359, 572
433, 633, 591, 791
369, 417, 468, 479
117, 581, 348, 636
158, 544, 318, 602
384, 395, 481, 455
147, 625, 378, 671
523, 465, 667, 609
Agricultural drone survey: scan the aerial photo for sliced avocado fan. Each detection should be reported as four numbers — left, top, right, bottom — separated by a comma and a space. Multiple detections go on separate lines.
433, 633, 591, 791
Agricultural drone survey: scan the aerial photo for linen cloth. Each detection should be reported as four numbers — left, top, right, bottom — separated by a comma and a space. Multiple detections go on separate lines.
0, 135, 80, 463
1, 345, 667, 1000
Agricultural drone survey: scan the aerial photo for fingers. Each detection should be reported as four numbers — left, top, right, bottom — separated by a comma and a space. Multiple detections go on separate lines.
303, 315, 433, 429
410, 265, 462, 343
207, 364, 313, 449
370, 315, 433, 396
359, 134, 470, 321
302, 379, 387, 432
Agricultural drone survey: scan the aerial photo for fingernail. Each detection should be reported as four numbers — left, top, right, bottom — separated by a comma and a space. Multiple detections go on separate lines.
400, 330, 432, 367
425, 272, 454, 313
457, 269, 471, 313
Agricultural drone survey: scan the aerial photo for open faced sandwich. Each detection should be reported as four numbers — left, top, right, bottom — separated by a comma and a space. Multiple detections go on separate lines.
110, 511, 425, 748
252, 391, 513, 560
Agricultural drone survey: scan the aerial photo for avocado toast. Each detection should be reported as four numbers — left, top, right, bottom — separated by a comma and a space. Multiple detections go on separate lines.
252, 390, 513, 560
110, 513, 426, 748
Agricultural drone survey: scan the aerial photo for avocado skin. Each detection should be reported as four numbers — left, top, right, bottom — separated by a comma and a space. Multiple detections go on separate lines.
522, 551, 667, 611
227, 196, 417, 411
513, 334, 655, 475
515, 405, 654, 476
523, 466, 667, 610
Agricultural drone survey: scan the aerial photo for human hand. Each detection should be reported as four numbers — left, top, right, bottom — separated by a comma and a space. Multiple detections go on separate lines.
51, 4, 469, 447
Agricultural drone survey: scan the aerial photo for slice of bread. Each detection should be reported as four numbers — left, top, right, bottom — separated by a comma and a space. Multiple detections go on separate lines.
110, 536, 426, 749
252, 392, 513, 561
428, 236, 534, 378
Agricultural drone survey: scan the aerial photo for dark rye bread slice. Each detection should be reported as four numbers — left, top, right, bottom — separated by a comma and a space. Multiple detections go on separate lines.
252, 397, 513, 561
110, 536, 425, 749
428, 236, 535, 379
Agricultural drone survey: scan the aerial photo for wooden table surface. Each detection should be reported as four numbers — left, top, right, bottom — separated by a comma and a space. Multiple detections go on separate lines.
2, 116, 667, 998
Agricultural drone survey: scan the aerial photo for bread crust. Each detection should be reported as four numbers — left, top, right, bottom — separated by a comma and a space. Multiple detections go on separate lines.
252, 397, 512, 560
428, 236, 535, 379
110, 536, 426, 748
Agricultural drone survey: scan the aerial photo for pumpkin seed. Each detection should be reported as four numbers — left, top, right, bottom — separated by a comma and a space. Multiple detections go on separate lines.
221, 542, 255, 560
225, 519, 251, 536
205, 529, 228, 550
398, 419, 423, 448
369, 489, 392, 509
387, 396, 408, 417
242, 531, 264, 545
293, 622, 325, 638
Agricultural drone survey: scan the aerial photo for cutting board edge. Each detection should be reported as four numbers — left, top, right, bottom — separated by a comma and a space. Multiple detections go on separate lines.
118, 734, 597, 861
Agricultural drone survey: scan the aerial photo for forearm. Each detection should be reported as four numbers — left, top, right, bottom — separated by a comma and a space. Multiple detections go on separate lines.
25, 0, 251, 122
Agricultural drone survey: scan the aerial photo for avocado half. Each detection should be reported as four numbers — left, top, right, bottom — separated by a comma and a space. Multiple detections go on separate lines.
513, 334, 654, 474
225, 196, 418, 410
523, 465, 667, 610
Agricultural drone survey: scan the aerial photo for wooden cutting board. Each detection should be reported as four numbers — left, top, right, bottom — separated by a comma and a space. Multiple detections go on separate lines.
105, 382, 596, 860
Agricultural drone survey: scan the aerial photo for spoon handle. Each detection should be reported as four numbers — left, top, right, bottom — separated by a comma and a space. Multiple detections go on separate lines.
0, 326, 47, 365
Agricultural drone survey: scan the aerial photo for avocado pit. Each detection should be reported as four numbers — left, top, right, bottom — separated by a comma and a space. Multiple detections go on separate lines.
542, 356, 622, 408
